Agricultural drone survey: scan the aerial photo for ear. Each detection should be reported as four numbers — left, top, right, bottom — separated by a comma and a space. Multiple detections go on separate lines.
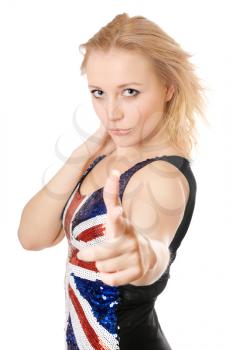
164, 84, 175, 102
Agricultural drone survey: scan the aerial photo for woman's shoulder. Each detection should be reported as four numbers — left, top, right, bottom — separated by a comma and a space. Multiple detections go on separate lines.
121, 153, 190, 204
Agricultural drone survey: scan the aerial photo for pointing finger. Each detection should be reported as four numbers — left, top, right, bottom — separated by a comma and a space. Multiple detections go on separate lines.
103, 169, 121, 211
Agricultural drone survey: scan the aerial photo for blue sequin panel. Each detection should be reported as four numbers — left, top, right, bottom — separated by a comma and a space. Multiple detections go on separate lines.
70, 273, 121, 335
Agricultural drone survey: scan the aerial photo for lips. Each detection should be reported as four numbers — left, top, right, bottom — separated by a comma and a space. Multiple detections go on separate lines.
109, 128, 132, 136
109, 128, 131, 131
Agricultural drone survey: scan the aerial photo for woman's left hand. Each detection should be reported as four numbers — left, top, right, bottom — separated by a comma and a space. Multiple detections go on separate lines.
77, 169, 157, 286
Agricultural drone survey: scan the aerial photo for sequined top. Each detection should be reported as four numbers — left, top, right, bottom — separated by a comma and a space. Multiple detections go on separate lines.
60, 154, 197, 350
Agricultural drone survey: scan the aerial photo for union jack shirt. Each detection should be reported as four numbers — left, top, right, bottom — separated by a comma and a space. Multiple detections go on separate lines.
60, 154, 196, 350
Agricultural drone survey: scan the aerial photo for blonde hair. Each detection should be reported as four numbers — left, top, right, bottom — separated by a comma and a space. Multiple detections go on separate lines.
79, 13, 209, 161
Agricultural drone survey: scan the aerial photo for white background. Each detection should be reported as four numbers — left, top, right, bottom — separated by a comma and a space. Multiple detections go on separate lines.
2, 1, 233, 349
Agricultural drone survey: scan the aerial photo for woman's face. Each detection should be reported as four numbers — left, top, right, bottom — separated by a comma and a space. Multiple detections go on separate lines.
85, 48, 174, 155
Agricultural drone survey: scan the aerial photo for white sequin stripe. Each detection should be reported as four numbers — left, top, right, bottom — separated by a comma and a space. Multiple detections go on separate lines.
68, 294, 95, 350
64, 261, 98, 349
67, 261, 101, 282
69, 275, 120, 350
70, 232, 106, 250
72, 213, 107, 239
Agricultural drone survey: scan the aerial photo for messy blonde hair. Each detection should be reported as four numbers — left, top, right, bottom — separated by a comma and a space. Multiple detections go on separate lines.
79, 13, 209, 161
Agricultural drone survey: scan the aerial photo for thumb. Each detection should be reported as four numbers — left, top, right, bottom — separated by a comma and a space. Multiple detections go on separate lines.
103, 169, 123, 240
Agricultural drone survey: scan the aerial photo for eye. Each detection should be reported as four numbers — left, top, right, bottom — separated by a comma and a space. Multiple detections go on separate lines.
90, 89, 104, 98
123, 88, 139, 97
90, 88, 140, 99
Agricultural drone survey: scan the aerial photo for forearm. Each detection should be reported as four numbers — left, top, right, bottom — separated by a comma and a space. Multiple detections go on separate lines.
17, 142, 97, 250
132, 238, 170, 286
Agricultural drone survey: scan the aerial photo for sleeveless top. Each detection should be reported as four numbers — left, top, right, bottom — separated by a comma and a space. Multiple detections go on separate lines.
60, 154, 197, 350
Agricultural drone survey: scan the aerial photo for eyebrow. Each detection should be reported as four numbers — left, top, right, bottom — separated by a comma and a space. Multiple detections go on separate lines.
88, 82, 143, 89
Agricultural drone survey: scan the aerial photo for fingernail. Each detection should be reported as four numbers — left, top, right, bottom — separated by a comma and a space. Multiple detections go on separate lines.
112, 169, 120, 178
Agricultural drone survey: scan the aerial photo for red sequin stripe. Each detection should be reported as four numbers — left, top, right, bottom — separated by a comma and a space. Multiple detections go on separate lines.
64, 192, 85, 240
77, 223, 105, 242
68, 283, 111, 350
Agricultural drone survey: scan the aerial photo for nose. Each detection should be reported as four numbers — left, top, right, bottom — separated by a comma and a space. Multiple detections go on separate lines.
105, 97, 123, 121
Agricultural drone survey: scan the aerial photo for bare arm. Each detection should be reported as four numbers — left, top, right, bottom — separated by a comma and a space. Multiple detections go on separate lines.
121, 160, 189, 286
17, 126, 115, 251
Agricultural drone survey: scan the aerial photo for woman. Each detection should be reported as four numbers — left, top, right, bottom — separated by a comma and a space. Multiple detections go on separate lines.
18, 13, 208, 350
